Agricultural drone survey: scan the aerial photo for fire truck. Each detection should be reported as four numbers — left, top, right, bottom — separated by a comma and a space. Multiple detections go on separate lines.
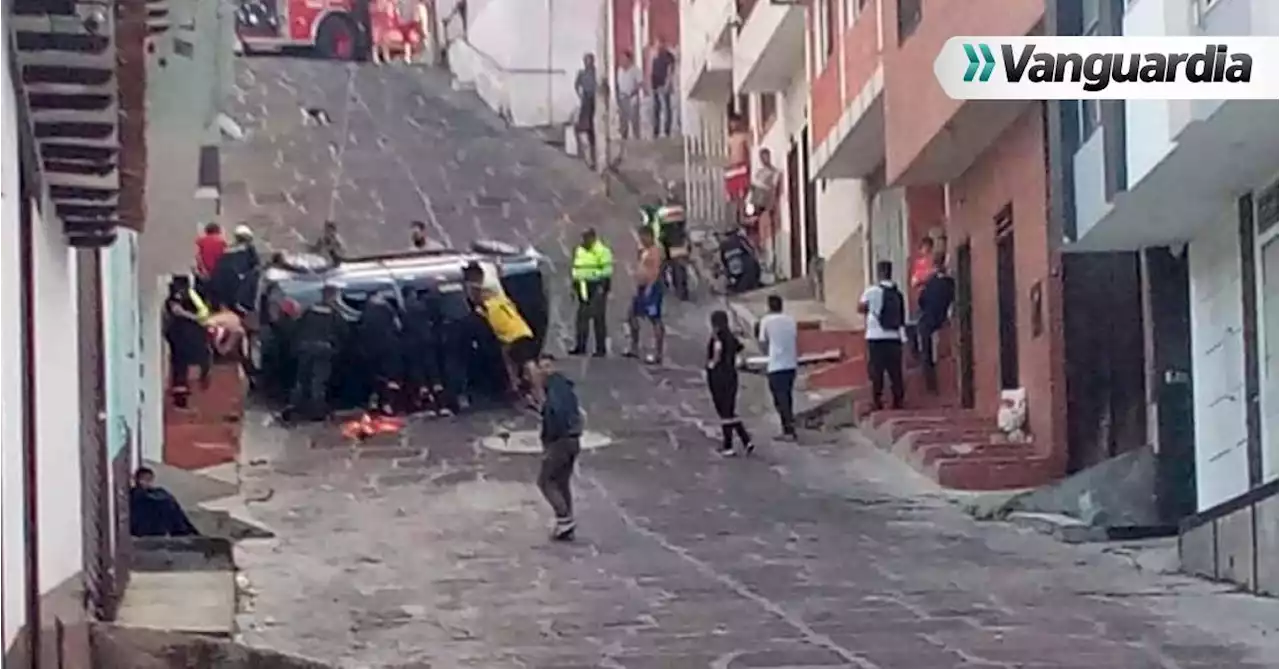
235, 0, 366, 60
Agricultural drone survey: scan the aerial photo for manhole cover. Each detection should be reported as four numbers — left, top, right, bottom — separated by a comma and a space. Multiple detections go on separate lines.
473, 194, 509, 208
479, 429, 613, 454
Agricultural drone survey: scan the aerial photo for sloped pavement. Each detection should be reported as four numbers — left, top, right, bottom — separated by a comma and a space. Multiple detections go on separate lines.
222, 57, 1277, 669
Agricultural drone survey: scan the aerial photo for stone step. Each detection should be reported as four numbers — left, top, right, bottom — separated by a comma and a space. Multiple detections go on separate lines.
912, 440, 1038, 467
932, 455, 1055, 491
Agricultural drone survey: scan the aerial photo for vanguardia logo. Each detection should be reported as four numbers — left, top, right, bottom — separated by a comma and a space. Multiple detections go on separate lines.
936, 37, 1278, 101
963, 43, 997, 82
960, 42, 1253, 92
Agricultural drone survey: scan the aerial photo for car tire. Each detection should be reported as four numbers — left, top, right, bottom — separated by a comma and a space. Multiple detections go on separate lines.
316, 15, 357, 61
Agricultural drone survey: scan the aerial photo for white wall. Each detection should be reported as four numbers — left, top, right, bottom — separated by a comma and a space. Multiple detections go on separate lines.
450, 0, 601, 127
140, 277, 166, 464
31, 205, 85, 595
1189, 207, 1251, 511
2, 39, 29, 653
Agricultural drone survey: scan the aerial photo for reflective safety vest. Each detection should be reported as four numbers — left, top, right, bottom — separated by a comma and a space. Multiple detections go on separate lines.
188, 288, 211, 323
571, 242, 614, 299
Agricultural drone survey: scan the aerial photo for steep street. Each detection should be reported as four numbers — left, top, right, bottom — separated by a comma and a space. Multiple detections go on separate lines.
224, 58, 1276, 669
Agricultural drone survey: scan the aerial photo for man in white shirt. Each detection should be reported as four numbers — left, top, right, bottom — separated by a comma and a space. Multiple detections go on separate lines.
858, 260, 907, 411
615, 50, 643, 140
758, 294, 799, 440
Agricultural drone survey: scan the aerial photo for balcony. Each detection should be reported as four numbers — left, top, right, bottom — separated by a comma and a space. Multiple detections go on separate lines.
1064, 104, 1280, 254
731, 0, 805, 94
813, 6, 883, 179
1067, 0, 1280, 251
680, 0, 735, 100
12, 0, 126, 246
882, 0, 1041, 186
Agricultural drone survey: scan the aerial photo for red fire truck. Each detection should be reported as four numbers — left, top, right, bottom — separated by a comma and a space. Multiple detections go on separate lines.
235, 0, 366, 60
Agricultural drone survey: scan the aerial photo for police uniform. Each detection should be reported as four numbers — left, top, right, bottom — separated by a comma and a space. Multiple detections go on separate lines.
290, 286, 348, 421
569, 240, 614, 356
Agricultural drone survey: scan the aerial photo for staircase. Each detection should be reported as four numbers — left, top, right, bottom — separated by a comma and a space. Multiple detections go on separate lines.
792, 316, 1055, 491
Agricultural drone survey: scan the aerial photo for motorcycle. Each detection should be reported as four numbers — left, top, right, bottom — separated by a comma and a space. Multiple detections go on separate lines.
640, 187, 694, 302
718, 224, 762, 295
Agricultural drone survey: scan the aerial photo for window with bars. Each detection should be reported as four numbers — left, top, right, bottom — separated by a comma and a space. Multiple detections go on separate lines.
897, 0, 921, 43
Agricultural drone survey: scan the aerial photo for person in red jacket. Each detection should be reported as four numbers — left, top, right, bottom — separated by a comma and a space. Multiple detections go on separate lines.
194, 222, 227, 291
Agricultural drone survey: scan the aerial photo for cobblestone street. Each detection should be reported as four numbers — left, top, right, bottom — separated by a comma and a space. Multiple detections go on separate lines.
225, 58, 1276, 669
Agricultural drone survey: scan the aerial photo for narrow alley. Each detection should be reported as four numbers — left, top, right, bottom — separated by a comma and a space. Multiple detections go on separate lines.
225, 58, 1275, 669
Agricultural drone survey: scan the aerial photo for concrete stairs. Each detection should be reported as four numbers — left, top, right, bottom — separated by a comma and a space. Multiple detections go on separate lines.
727, 288, 1054, 491
859, 409, 1053, 490
163, 362, 247, 470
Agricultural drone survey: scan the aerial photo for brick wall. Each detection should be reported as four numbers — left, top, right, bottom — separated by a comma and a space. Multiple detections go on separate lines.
946, 103, 1067, 472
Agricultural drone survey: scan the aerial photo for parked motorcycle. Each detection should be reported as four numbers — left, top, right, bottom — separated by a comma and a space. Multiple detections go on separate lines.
640, 185, 693, 301
718, 225, 762, 294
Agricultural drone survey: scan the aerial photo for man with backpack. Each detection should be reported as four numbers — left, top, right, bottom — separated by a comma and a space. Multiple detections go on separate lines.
859, 260, 907, 411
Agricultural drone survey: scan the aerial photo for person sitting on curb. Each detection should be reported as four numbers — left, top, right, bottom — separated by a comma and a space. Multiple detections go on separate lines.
130, 467, 200, 538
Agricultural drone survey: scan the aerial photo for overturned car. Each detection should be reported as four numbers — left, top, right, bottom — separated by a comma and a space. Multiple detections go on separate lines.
249, 240, 551, 411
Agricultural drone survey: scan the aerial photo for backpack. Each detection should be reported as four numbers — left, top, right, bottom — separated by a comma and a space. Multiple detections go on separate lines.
877, 284, 905, 330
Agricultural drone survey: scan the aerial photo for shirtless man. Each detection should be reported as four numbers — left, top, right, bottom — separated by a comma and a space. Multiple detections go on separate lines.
724, 114, 751, 221
626, 226, 665, 364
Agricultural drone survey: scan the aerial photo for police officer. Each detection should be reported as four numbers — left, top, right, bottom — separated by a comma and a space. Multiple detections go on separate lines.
401, 285, 449, 415
568, 229, 613, 357
357, 290, 403, 415
288, 282, 347, 422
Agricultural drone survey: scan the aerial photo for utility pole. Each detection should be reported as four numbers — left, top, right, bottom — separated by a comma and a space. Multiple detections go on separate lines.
546, 0, 554, 126
599, 0, 613, 179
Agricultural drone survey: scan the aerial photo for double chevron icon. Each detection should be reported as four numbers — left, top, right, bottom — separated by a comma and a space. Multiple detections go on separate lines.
963, 43, 997, 82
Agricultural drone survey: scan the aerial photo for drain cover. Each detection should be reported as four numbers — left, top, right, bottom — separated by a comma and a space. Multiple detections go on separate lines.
479, 429, 613, 454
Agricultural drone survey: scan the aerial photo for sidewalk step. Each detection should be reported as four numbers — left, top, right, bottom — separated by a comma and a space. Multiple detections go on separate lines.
932, 455, 1055, 491
912, 440, 1037, 467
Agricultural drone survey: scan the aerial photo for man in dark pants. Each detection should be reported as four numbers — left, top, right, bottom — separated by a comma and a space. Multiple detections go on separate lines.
130, 467, 200, 537
859, 260, 907, 411
574, 53, 599, 169
916, 253, 956, 394
356, 291, 403, 414
757, 294, 799, 440
289, 283, 347, 421
569, 229, 614, 357
402, 286, 450, 414
537, 355, 582, 541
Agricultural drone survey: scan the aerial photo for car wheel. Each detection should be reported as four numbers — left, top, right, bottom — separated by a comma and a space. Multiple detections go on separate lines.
316, 16, 357, 61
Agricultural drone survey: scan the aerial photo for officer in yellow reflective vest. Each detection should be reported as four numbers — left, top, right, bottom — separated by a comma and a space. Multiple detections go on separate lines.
569, 228, 614, 356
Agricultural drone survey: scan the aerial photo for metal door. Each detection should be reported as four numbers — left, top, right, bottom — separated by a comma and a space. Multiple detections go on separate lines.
78, 250, 119, 620
786, 140, 801, 278
995, 212, 1019, 390
801, 128, 819, 271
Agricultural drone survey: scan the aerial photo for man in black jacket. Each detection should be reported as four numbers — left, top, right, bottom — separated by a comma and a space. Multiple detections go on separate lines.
402, 286, 450, 414
537, 355, 582, 541
130, 467, 200, 537
210, 225, 260, 313
916, 253, 956, 394
289, 283, 348, 421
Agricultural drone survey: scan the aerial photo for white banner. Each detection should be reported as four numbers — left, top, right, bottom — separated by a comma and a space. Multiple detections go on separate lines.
934, 36, 1280, 100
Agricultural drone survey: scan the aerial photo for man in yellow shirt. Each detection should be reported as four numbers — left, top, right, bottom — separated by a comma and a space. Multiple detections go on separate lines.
464, 263, 543, 406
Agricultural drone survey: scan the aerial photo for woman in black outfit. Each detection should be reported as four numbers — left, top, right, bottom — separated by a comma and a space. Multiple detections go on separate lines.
706, 310, 753, 456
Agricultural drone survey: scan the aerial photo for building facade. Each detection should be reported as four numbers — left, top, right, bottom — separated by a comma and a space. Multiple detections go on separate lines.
1050, 0, 1278, 594
3, 0, 230, 661
681, 0, 850, 292
801, 0, 1065, 488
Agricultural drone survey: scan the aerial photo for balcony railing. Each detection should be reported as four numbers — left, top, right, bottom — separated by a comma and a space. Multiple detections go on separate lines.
897, 0, 921, 43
